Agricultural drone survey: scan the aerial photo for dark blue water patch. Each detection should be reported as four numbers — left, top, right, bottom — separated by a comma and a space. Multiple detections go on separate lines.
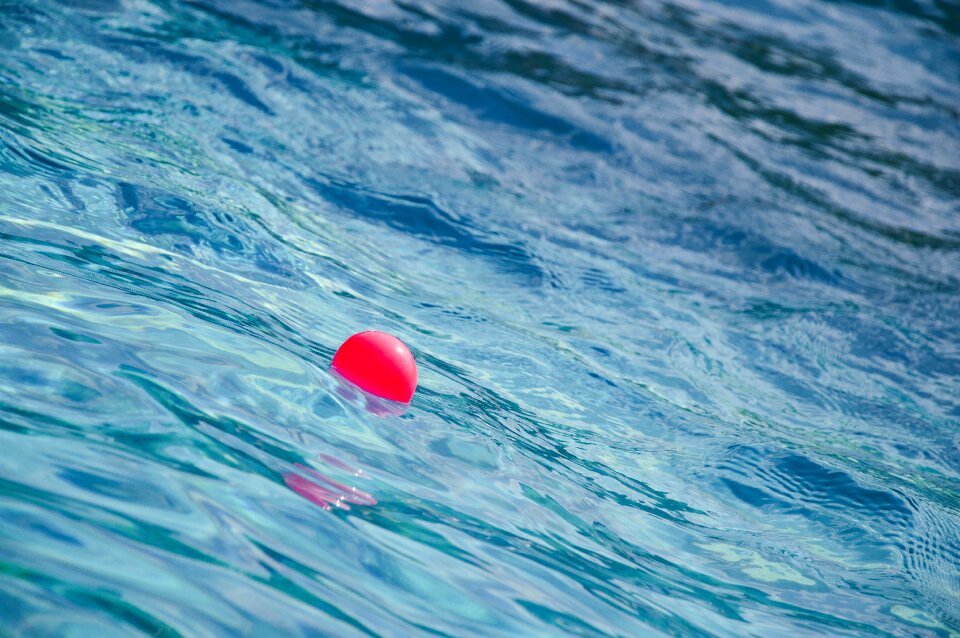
401, 64, 614, 153
415, 302, 489, 324
115, 181, 308, 285
826, 0, 960, 35
0, 4, 49, 39
221, 136, 254, 155
650, 213, 842, 285
718, 446, 914, 529
721, 477, 790, 508
248, 52, 319, 95
777, 454, 913, 520
53, 0, 122, 11
5, 139, 84, 178
580, 267, 627, 294
659, 8, 914, 107
0, 84, 90, 177
118, 181, 228, 248
0, 77, 31, 117
33, 47, 74, 61
306, 174, 546, 284
301, 0, 640, 103
172, 0, 369, 88
95, 36, 274, 116
720, 141, 960, 252
301, 0, 482, 53
497, 0, 597, 35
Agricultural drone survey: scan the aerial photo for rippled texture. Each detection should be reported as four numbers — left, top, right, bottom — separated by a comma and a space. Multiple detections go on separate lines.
1, 0, 958, 635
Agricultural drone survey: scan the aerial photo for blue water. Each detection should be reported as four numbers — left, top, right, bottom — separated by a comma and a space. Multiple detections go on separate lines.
1, 0, 958, 636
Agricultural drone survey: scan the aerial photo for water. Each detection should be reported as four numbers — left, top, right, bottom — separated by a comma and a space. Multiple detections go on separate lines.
0, 0, 958, 635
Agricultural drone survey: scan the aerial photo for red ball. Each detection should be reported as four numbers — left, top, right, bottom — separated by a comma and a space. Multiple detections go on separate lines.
331, 331, 418, 403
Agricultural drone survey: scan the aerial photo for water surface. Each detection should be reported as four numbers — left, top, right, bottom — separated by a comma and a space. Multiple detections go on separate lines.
0, 0, 958, 636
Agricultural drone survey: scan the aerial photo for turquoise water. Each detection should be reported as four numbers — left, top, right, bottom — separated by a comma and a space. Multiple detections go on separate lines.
1, 0, 959, 635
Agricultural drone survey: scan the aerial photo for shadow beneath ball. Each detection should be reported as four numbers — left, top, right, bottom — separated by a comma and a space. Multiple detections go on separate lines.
330, 369, 409, 417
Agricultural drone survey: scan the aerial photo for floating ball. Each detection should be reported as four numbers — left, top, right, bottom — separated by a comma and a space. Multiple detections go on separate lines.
331, 331, 417, 403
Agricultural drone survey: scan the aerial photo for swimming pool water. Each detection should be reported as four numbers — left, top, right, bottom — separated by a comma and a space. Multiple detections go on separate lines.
0, 0, 958, 636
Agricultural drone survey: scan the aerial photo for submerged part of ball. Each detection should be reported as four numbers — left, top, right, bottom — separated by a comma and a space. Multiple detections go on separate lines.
331, 331, 417, 403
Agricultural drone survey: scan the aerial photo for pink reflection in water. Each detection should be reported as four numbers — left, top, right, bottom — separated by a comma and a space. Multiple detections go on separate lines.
284, 463, 377, 511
